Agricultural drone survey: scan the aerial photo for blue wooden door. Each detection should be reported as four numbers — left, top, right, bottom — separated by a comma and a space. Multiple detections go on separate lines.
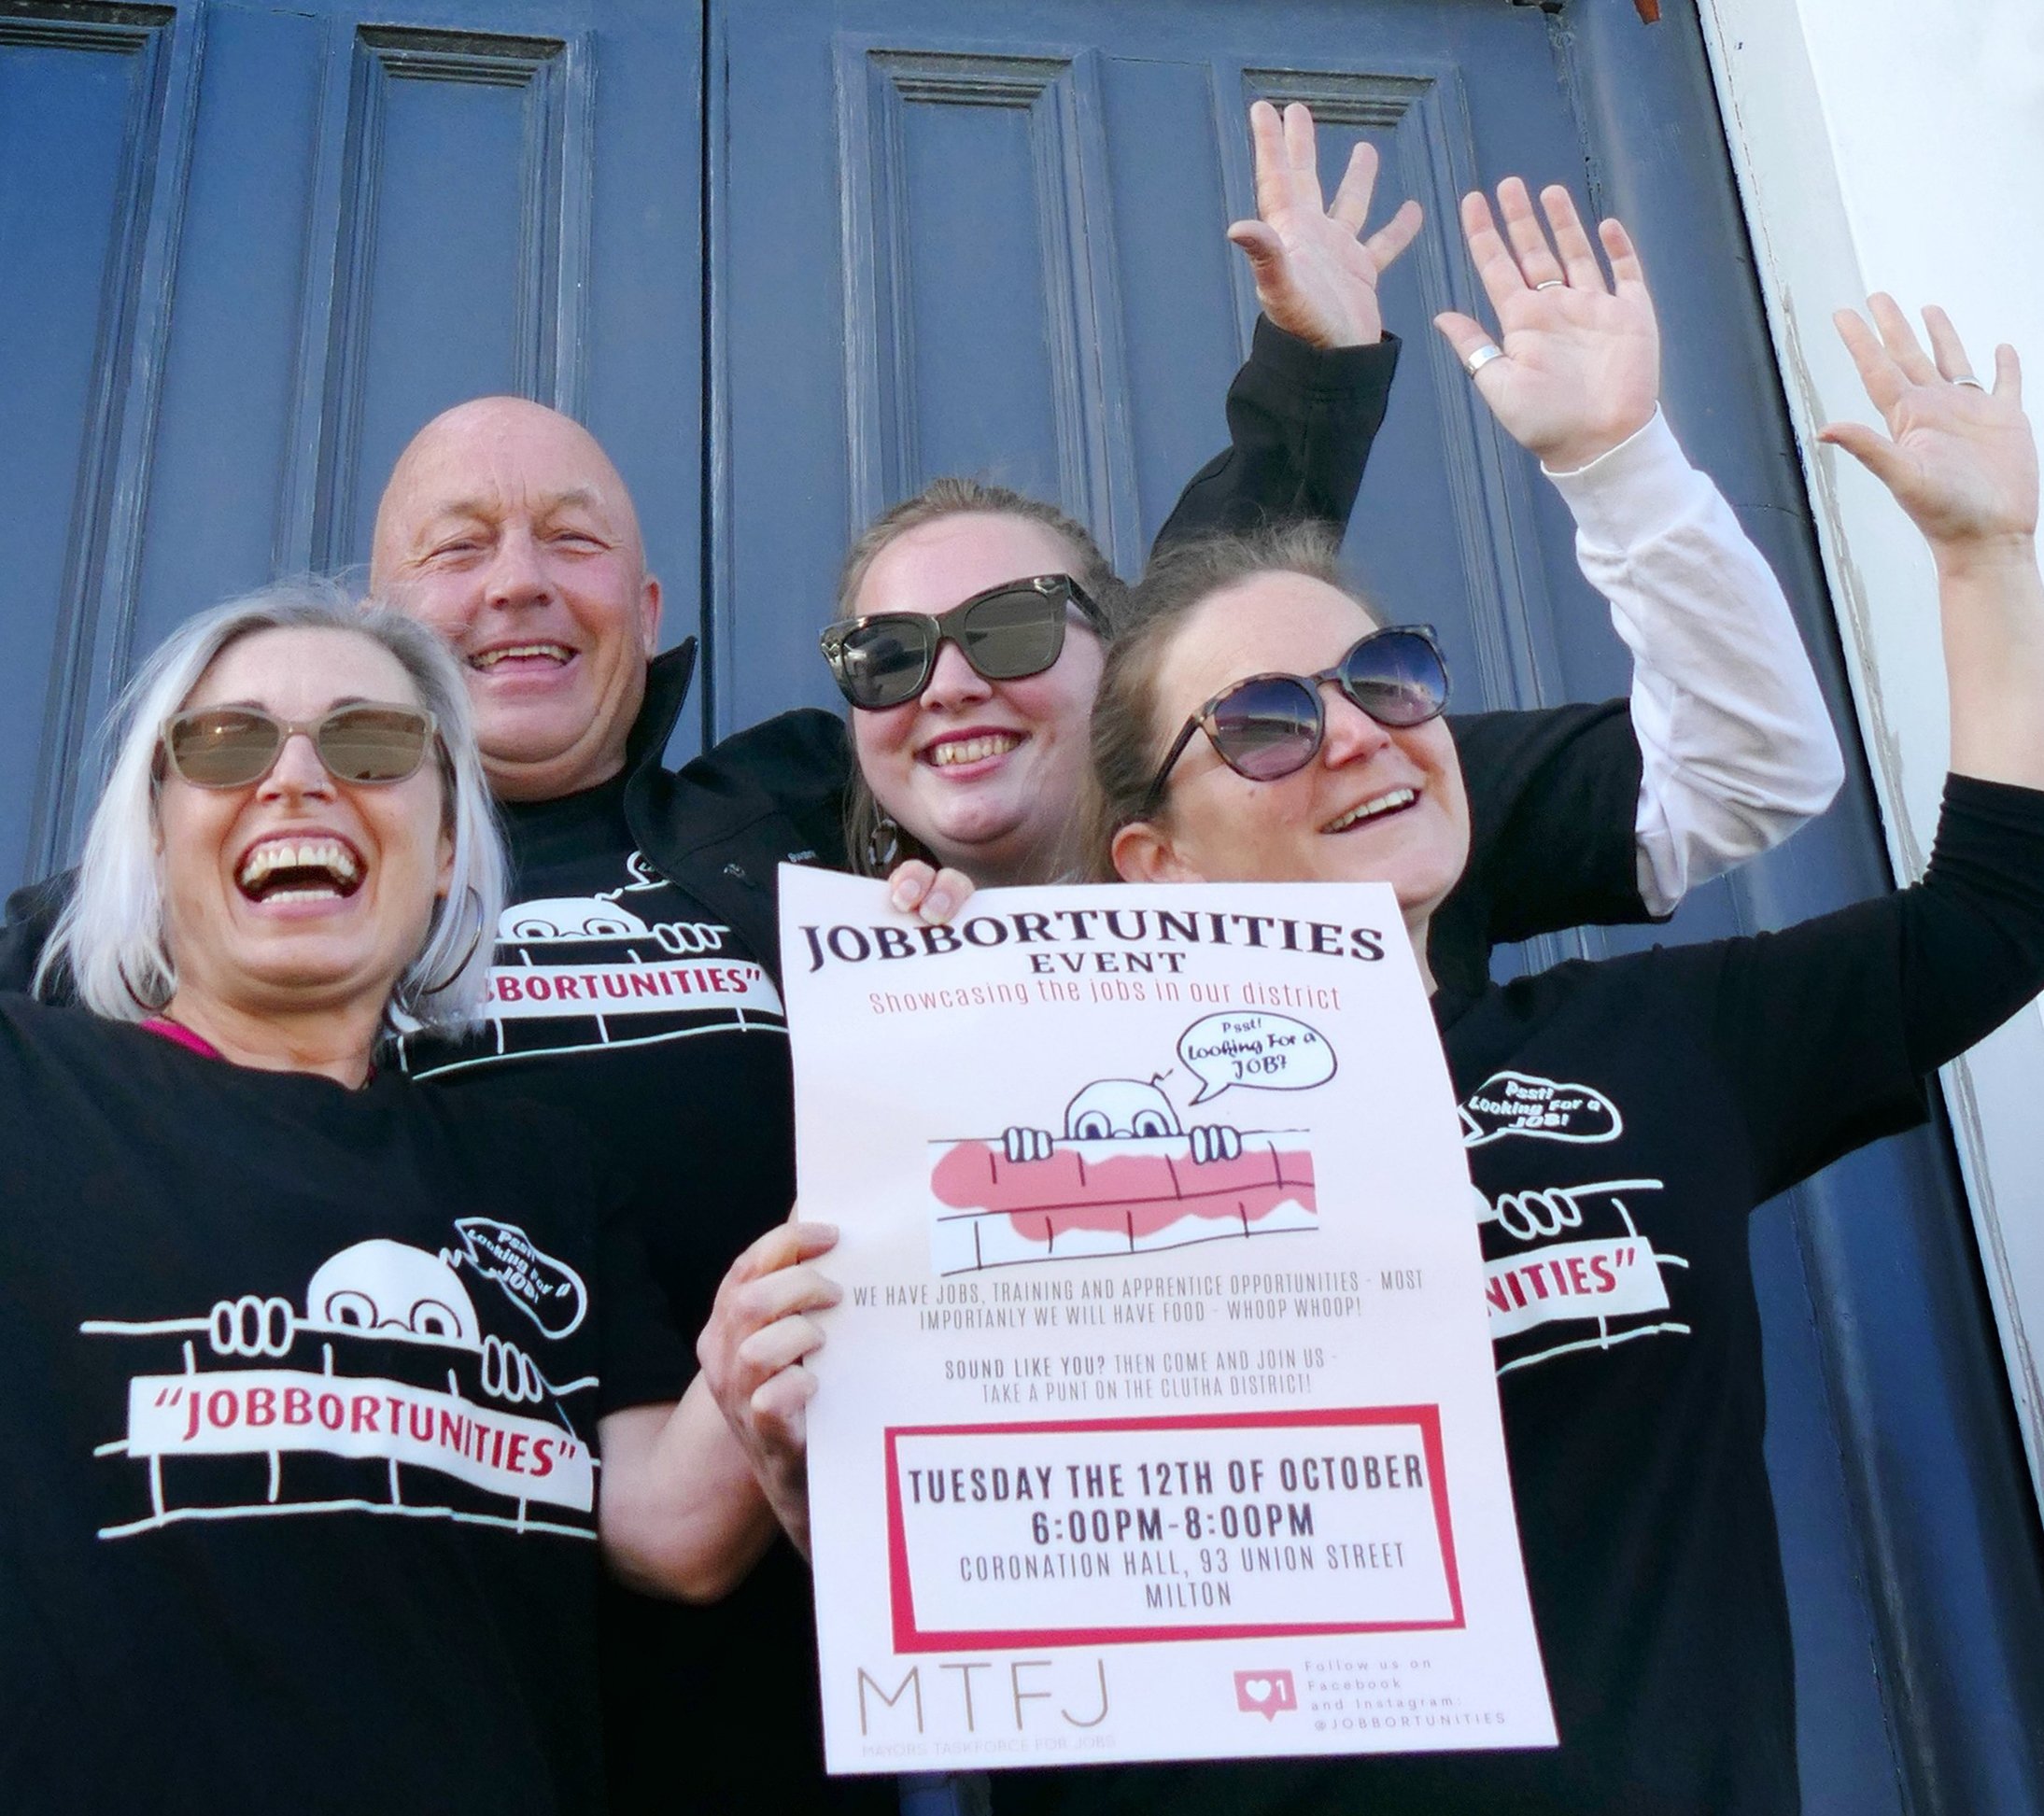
0, 0, 702, 893
710, 4, 2044, 1812
6, 1, 2043, 1809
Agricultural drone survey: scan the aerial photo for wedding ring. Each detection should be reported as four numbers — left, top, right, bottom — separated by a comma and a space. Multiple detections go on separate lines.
1952, 375, 1987, 390
1463, 344, 1505, 377
1534, 279, 1566, 291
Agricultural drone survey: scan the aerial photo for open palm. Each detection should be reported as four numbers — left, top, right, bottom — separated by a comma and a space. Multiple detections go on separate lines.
1433, 179, 1659, 472
1227, 100, 1422, 351
1821, 297, 2036, 551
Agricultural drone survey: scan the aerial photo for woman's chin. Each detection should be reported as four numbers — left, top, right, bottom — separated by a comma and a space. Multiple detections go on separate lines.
193, 941, 406, 1016
905, 797, 1026, 860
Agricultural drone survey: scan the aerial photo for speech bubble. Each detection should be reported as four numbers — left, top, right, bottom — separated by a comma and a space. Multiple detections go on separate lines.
452, 1218, 589, 1339
1459, 1070, 1621, 1147
1178, 1013, 1336, 1105
1233, 1668, 1298, 1719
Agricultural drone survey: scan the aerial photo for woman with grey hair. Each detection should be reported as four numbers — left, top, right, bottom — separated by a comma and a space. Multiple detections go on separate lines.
35, 576, 504, 1035
1, 581, 782, 1814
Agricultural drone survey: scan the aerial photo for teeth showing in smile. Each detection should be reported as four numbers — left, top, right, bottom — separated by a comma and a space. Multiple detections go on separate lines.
1323, 788, 1416, 834
237, 838, 362, 903
471, 642, 572, 669
927, 732, 1022, 768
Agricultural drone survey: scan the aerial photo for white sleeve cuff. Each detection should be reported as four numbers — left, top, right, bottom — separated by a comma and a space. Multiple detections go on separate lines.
1542, 407, 1696, 546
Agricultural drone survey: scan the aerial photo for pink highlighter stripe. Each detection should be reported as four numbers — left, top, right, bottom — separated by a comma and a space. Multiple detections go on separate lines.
140, 1017, 223, 1062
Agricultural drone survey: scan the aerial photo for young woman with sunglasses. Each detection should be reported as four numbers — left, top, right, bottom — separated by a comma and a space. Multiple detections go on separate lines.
1, 584, 788, 1812
815, 170, 1844, 1002
1003, 300, 2043, 1816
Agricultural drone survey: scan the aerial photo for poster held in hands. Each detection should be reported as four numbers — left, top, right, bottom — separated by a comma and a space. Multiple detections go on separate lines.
781, 869, 1553, 1772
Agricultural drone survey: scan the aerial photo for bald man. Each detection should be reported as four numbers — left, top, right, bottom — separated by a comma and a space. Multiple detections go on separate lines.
370, 397, 665, 806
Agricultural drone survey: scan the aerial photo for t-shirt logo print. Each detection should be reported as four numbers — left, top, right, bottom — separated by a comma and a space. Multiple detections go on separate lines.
80, 1227, 598, 1541
452, 1217, 588, 1337
398, 851, 784, 1077
1459, 1070, 1621, 1147
1459, 1071, 1690, 1375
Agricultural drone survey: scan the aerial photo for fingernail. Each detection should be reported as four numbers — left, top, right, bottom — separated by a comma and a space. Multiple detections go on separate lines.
890, 883, 916, 911
924, 890, 952, 920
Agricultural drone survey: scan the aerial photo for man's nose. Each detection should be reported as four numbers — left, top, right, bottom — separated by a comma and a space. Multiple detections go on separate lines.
483, 525, 551, 609
919, 637, 993, 711
260, 729, 335, 798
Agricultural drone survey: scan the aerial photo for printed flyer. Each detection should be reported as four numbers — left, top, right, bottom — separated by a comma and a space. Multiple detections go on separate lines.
781, 868, 1553, 1773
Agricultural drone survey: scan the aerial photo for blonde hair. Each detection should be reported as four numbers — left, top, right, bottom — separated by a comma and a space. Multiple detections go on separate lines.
1083, 522, 1367, 878
833, 478, 1124, 876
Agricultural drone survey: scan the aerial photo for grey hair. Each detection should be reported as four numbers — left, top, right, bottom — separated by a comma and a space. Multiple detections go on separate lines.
36, 576, 507, 1035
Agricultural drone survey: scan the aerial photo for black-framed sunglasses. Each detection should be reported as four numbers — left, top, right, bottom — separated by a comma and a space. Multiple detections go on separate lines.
1141, 626, 1449, 814
820, 573, 1107, 711
159, 703, 440, 790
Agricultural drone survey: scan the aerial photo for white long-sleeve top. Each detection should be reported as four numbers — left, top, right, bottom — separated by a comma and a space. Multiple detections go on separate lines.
1545, 409, 1846, 915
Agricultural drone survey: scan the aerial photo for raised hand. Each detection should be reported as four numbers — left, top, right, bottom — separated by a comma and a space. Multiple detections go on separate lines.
1227, 99, 1422, 350
1432, 179, 1659, 472
1819, 297, 2036, 557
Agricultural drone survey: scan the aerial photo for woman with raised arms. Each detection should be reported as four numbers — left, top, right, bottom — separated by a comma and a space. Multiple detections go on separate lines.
702, 181, 2044, 1810
1021, 295, 2042, 1812
833, 109, 1844, 1003
704, 159, 1850, 1578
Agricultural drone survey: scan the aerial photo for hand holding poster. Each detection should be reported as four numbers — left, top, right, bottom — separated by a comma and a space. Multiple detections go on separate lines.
781, 869, 1553, 1772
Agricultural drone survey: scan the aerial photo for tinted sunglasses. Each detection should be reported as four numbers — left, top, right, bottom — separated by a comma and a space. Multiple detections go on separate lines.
1142, 626, 1449, 814
160, 703, 439, 790
821, 573, 1107, 711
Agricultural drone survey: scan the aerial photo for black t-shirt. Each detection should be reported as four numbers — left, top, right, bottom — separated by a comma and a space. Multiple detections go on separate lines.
394, 775, 882, 1816
398, 774, 796, 1340
998, 776, 2044, 1816
0, 998, 691, 1815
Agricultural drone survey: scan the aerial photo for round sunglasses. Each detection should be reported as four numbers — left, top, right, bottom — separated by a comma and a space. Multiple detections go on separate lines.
159, 703, 440, 790
820, 573, 1107, 711
1141, 626, 1449, 814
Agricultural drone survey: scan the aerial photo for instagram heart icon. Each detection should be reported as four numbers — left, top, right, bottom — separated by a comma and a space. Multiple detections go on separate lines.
1233, 1668, 1298, 1719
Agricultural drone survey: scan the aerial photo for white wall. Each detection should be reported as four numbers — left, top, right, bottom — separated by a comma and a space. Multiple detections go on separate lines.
1695, 0, 2044, 1503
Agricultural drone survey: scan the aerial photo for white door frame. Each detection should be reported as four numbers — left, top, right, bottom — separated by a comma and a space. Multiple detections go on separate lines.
1694, 0, 2044, 1510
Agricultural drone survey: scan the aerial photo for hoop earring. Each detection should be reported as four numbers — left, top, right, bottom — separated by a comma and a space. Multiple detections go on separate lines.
864, 812, 903, 874
119, 951, 175, 1014
418, 886, 488, 998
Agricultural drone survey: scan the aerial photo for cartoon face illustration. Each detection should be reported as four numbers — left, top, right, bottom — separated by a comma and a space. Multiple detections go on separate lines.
1064, 1079, 1182, 1140
305, 1240, 480, 1346
500, 897, 654, 943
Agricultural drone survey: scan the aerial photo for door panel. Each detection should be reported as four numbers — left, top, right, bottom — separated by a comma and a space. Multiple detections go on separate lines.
306, 24, 594, 572
0, 0, 701, 887
0, 7, 180, 892
714, 4, 1595, 767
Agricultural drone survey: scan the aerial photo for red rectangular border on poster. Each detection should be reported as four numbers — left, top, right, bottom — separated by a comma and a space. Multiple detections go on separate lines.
882, 1405, 1461, 1653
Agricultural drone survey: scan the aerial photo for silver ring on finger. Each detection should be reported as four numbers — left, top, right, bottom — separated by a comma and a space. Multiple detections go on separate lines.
1951, 375, 1987, 390
1463, 343, 1505, 377
1534, 278, 1566, 291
